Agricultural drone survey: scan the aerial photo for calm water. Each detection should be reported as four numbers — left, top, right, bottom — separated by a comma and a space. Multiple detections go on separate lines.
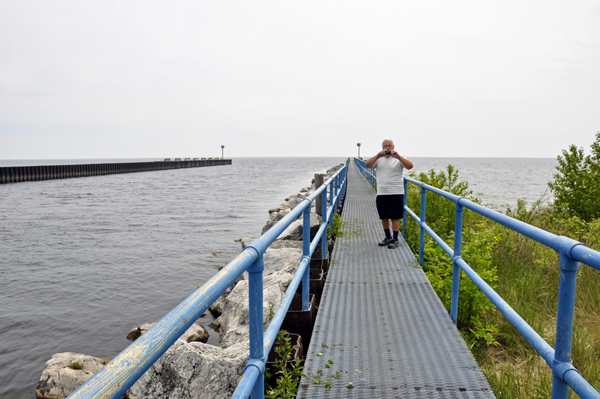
0, 157, 555, 398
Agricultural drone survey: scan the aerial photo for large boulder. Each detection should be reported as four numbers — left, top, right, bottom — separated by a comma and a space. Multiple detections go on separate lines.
239, 236, 255, 249
219, 269, 296, 348
268, 202, 290, 215
209, 295, 226, 317
127, 322, 209, 343
240, 236, 303, 251
267, 240, 303, 250
36, 353, 106, 399
276, 210, 322, 241
127, 340, 249, 399
261, 207, 291, 235
286, 196, 304, 211
326, 164, 344, 175
249, 246, 302, 278
239, 240, 303, 277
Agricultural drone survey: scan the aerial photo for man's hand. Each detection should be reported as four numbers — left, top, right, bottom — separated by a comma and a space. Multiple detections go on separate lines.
390, 150, 400, 158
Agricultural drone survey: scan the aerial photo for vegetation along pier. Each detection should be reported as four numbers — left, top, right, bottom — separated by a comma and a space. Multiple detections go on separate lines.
0, 158, 231, 184
36, 134, 600, 397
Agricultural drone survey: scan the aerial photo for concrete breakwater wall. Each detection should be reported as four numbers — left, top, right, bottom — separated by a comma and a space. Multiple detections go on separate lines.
0, 159, 232, 184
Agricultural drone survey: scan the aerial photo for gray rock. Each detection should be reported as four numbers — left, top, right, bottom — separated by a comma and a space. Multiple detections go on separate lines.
209, 317, 221, 333
326, 164, 344, 175
287, 197, 304, 210
127, 322, 209, 344
219, 269, 296, 348
127, 340, 249, 399
261, 207, 291, 235
36, 353, 106, 399
239, 237, 255, 249
268, 202, 290, 214
239, 246, 302, 279
268, 240, 303, 250
184, 324, 210, 343
209, 295, 226, 316
264, 247, 302, 276
207, 274, 241, 317
276, 210, 322, 241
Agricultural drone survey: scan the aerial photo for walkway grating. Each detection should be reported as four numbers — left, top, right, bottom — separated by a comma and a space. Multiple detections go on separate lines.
297, 160, 495, 398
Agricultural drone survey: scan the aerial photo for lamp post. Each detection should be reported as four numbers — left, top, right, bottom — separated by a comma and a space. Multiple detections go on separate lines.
221, 145, 225, 159
357, 143, 361, 159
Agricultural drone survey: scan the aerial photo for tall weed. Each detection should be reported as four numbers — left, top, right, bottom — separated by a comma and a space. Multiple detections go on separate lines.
405, 166, 499, 347
405, 166, 600, 397
480, 202, 600, 397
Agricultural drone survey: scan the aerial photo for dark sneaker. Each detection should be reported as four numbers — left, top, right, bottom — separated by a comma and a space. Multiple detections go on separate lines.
378, 237, 393, 246
387, 239, 400, 249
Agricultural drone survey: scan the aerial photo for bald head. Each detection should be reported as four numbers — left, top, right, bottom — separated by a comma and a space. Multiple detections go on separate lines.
382, 139, 394, 149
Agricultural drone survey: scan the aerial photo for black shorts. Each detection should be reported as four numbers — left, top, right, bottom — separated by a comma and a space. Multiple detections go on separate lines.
376, 194, 404, 220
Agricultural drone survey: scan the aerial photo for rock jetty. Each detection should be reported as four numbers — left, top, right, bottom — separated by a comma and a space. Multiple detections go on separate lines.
36, 164, 344, 399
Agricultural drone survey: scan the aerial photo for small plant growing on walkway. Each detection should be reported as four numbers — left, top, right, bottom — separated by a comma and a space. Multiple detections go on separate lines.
327, 213, 343, 240
264, 330, 306, 399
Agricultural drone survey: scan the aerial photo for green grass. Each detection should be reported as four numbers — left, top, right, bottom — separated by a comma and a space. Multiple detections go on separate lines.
473, 210, 600, 398
403, 166, 600, 398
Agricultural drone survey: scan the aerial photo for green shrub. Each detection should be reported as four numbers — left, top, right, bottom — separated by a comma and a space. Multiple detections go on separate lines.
404, 165, 499, 348
548, 132, 600, 221
404, 159, 600, 396
327, 213, 343, 239
481, 200, 600, 398
264, 330, 306, 399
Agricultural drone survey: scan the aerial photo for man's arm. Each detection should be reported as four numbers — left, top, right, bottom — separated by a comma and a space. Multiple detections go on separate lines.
365, 151, 384, 168
391, 151, 413, 169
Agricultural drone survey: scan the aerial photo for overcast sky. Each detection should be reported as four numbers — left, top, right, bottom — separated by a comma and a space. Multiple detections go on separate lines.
1, 1, 599, 160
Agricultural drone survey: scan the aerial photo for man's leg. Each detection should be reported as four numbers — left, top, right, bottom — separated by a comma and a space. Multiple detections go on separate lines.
391, 219, 400, 240
388, 219, 401, 248
376, 196, 393, 246
379, 218, 392, 246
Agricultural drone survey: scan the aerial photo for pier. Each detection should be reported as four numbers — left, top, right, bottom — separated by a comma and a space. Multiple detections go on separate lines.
0, 159, 231, 184
297, 160, 494, 397
62, 158, 599, 399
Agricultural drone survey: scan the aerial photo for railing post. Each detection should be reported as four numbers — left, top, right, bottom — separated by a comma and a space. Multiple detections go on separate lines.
329, 179, 334, 227
302, 205, 311, 311
333, 175, 338, 215
551, 251, 581, 399
372, 167, 375, 188
321, 185, 328, 261
337, 169, 344, 208
419, 187, 426, 267
247, 254, 265, 399
403, 180, 408, 238
450, 201, 464, 325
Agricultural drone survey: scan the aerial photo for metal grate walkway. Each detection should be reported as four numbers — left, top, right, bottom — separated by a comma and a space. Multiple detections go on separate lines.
297, 160, 495, 398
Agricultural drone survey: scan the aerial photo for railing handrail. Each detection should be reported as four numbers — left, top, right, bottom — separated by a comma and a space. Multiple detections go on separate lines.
354, 157, 600, 399
67, 161, 349, 399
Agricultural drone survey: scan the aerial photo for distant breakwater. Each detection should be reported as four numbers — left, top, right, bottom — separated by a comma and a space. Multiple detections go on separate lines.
0, 159, 232, 184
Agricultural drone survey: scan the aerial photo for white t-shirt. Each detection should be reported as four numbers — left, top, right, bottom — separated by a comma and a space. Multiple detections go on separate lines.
374, 156, 405, 195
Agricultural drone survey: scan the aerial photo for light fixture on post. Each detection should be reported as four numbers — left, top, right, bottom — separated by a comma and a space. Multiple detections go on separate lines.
357, 143, 361, 159
221, 145, 225, 159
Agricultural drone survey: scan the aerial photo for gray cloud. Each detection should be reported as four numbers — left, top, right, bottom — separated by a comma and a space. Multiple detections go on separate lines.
1, 0, 599, 159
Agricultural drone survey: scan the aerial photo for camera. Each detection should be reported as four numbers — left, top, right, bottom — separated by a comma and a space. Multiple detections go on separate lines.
384, 150, 391, 155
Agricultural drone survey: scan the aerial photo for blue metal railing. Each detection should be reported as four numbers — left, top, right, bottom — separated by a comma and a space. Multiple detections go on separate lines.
354, 157, 600, 399
67, 161, 348, 399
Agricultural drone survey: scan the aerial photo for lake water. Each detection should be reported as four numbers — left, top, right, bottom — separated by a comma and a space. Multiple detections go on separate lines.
0, 157, 556, 398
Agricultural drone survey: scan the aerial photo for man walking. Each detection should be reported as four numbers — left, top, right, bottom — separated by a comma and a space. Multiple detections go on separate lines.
365, 139, 414, 249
